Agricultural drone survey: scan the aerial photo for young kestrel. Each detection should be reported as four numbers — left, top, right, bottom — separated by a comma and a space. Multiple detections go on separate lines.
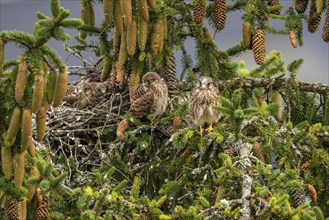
130, 72, 168, 118
188, 76, 221, 135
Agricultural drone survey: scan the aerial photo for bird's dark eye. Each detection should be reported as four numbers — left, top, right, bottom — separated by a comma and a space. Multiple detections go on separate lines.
207, 83, 211, 87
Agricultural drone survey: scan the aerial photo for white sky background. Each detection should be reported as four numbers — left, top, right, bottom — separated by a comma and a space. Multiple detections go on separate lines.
0, 0, 328, 84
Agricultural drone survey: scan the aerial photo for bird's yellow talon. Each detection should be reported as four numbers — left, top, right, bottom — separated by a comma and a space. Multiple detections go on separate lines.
197, 126, 204, 136
205, 123, 213, 132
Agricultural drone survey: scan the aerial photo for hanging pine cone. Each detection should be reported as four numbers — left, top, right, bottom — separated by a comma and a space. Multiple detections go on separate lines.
100, 56, 112, 81
295, 0, 309, 14
126, 17, 137, 56
242, 21, 252, 49
252, 142, 265, 163
113, 0, 124, 35
137, 0, 149, 22
214, 0, 226, 30
252, 28, 266, 65
121, 0, 132, 28
2, 145, 13, 180
316, 0, 324, 13
116, 61, 126, 86
138, 15, 148, 52
150, 18, 163, 56
15, 60, 28, 104
35, 195, 49, 220
117, 119, 129, 141
147, 0, 156, 8
0, 39, 4, 76
5, 202, 20, 220
102, 0, 113, 25
290, 188, 306, 208
7, 106, 22, 145
119, 30, 128, 65
308, 0, 322, 33
322, 0, 329, 42
172, 116, 182, 133
163, 54, 179, 97
267, 0, 281, 15
193, 0, 206, 24
289, 28, 298, 48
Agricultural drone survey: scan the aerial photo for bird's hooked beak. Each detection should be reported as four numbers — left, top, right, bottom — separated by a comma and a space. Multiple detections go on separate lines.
201, 84, 207, 89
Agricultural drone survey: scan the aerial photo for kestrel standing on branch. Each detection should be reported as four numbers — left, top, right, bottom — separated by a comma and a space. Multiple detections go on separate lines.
188, 76, 221, 135
130, 72, 168, 118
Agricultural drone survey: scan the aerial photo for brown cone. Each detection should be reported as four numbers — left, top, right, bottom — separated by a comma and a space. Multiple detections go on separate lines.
172, 116, 182, 133
53, 71, 68, 107
103, 0, 113, 25
115, 61, 126, 86
267, 0, 281, 15
21, 108, 32, 152
138, 0, 150, 22
117, 119, 129, 141
252, 28, 266, 65
113, 0, 124, 35
193, 1, 206, 24
119, 30, 128, 65
36, 106, 47, 142
129, 70, 141, 101
32, 74, 45, 114
242, 21, 252, 49
252, 142, 265, 162
15, 61, 28, 104
151, 18, 162, 56
295, 0, 309, 14
138, 15, 148, 52
289, 29, 298, 48
1, 145, 13, 180
127, 17, 137, 56
322, 0, 329, 42
121, 0, 132, 28
214, 0, 227, 30
0, 39, 4, 76
5, 202, 20, 220
147, 0, 156, 8
14, 152, 25, 188
7, 107, 22, 145
308, 0, 322, 33
163, 54, 179, 97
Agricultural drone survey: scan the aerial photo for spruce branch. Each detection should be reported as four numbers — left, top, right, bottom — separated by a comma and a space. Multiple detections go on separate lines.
182, 77, 329, 94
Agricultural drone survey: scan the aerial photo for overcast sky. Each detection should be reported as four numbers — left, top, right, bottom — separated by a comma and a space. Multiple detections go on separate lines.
0, 0, 328, 84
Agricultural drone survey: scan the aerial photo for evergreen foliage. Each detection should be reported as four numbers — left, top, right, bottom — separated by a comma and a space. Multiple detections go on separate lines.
1, 0, 329, 219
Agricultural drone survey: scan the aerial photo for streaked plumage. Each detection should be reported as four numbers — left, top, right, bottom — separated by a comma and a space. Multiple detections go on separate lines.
63, 81, 109, 108
188, 76, 221, 134
130, 72, 168, 117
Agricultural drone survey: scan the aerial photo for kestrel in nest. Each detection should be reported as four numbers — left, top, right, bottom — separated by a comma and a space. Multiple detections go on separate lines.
63, 81, 107, 108
130, 72, 168, 118
188, 76, 221, 135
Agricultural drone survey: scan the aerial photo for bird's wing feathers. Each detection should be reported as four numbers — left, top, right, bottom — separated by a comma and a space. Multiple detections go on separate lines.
130, 85, 155, 117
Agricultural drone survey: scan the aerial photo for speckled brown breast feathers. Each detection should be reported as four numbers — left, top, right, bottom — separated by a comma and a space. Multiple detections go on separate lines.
130, 72, 168, 118
189, 76, 221, 128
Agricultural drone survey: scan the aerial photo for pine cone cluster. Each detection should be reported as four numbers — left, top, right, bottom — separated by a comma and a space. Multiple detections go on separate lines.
290, 188, 306, 208
193, 0, 206, 24
252, 28, 266, 65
